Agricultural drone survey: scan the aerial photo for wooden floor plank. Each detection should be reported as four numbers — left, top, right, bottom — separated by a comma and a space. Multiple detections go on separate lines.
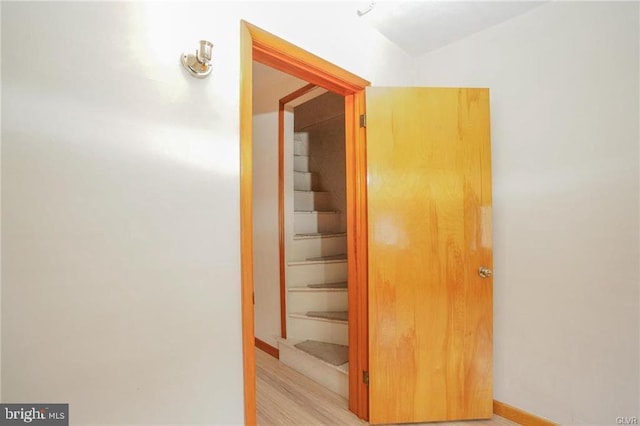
256, 349, 518, 426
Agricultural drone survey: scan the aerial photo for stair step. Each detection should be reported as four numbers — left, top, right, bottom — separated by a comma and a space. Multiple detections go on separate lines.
309, 281, 347, 289
278, 338, 348, 397
287, 289, 347, 312
294, 209, 336, 213
294, 155, 309, 172
294, 138, 309, 156
293, 232, 346, 240
307, 311, 348, 322
287, 261, 347, 287
294, 211, 341, 234
287, 254, 346, 266
289, 282, 347, 292
294, 171, 317, 191
294, 340, 348, 366
294, 190, 331, 211
287, 315, 348, 345
291, 233, 346, 259
307, 254, 347, 261
290, 311, 348, 324
294, 132, 309, 143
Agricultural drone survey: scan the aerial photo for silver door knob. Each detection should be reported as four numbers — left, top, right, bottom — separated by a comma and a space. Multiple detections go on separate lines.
478, 266, 492, 278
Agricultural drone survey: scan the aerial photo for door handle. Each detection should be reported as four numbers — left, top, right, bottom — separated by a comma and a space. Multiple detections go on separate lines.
478, 266, 492, 278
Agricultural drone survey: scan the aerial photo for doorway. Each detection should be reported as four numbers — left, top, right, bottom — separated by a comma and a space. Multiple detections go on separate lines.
240, 20, 370, 424
253, 69, 351, 394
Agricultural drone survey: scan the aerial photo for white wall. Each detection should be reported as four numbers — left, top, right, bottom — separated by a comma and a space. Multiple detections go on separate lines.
1, 2, 415, 424
416, 3, 639, 424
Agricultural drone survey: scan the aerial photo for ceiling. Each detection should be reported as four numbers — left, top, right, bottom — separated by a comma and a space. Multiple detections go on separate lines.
253, 2, 546, 89
360, 1, 545, 56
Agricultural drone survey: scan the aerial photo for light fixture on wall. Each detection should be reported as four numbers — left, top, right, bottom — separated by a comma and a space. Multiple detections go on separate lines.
181, 40, 213, 78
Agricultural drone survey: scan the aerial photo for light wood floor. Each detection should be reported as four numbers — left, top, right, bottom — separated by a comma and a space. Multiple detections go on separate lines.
256, 349, 518, 426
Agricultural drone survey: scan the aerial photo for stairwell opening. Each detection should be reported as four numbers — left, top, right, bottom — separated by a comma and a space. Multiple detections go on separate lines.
281, 91, 349, 397
252, 62, 350, 402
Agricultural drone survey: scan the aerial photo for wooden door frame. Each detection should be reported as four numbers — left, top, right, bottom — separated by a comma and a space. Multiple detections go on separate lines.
240, 20, 370, 424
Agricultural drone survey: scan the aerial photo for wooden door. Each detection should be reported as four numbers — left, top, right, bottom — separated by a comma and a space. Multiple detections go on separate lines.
366, 87, 493, 424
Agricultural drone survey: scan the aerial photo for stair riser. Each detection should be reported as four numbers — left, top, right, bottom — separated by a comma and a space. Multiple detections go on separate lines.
294, 172, 317, 191
287, 291, 348, 313
294, 138, 309, 156
294, 191, 331, 211
291, 236, 347, 259
287, 317, 348, 346
287, 262, 347, 287
294, 132, 309, 144
294, 213, 341, 234
279, 342, 348, 398
294, 155, 310, 172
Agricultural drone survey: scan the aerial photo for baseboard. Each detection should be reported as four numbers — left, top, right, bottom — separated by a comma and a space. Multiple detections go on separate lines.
494, 400, 558, 426
255, 338, 279, 359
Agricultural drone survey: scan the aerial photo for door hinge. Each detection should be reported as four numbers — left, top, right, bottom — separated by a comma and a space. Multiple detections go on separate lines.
359, 114, 366, 128
363, 371, 369, 385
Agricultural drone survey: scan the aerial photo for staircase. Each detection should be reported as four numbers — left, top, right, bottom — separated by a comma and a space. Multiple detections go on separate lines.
279, 132, 349, 398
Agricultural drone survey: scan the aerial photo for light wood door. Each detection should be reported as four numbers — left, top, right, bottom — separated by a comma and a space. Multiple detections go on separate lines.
366, 87, 493, 424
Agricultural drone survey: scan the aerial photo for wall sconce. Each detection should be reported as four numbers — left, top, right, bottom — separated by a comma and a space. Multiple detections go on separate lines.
181, 40, 213, 78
